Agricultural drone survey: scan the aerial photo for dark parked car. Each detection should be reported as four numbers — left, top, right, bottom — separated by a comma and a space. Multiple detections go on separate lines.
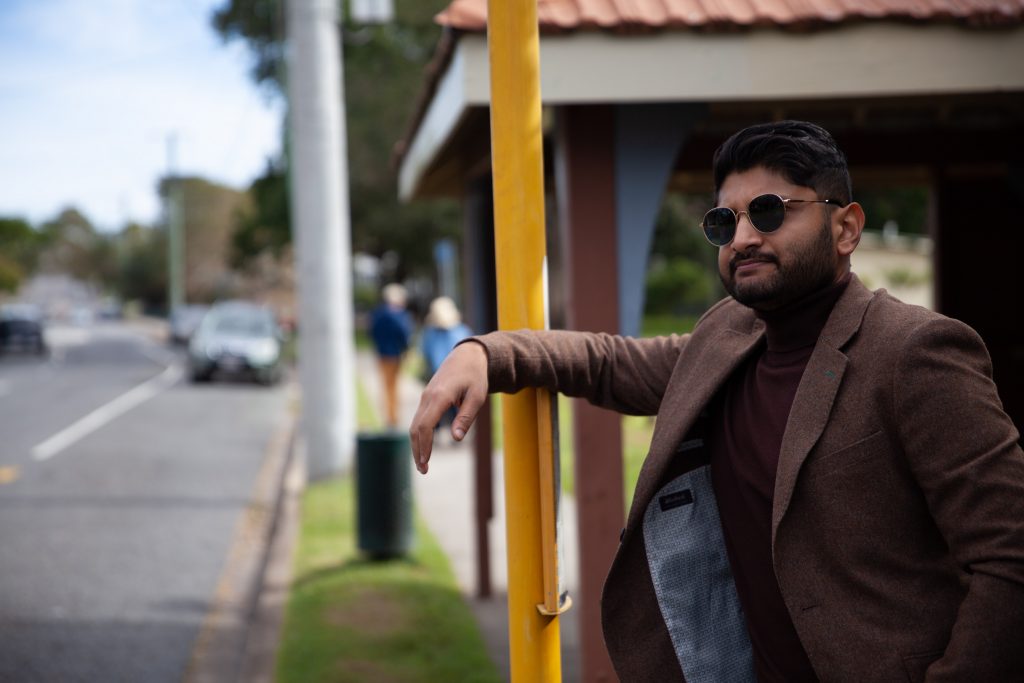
0, 303, 47, 355
187, 301, 283, 385
169, 304, 210, 345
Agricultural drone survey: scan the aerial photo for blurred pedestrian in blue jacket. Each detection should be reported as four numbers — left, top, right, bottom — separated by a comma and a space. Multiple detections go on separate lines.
370, 283, 413, 427
420, 296, 471, 431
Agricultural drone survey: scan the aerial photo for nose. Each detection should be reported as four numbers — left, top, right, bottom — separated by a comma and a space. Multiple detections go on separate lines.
730, 211, 763, 251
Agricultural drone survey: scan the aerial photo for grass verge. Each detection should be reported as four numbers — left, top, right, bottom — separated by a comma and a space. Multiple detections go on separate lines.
275, 370, 501, 683
274, 476, 501, 683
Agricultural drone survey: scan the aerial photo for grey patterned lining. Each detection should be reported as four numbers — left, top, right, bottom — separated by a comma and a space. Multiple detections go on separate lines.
643, 459, 756, 682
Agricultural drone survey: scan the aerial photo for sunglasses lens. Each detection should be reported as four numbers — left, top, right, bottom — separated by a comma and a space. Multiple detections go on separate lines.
748, 194, 786, 233
702, 208, 735, 246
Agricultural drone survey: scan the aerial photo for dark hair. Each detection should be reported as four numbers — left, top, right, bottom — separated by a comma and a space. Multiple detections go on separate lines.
712, 120, 852, 205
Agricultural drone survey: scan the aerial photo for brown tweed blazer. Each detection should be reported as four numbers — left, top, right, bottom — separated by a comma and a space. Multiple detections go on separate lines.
477, 276, 1024, 682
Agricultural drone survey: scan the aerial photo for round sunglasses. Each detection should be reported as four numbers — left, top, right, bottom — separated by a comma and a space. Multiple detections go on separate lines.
701, 193, 845, 246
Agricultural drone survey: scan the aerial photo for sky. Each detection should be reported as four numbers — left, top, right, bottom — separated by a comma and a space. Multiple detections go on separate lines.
0, 0, 284, 232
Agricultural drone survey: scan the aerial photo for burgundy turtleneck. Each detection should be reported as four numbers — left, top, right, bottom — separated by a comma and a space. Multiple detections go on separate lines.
708, 274, 851, 683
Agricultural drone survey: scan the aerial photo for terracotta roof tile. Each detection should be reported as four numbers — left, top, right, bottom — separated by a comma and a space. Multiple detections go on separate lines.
577, 0, 623, 26
538, 0, 583, 27
662, 0, 713, 24
435, 0, 1024, 30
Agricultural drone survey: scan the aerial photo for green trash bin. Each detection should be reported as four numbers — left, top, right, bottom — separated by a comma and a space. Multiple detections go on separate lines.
356, 432, 414, 558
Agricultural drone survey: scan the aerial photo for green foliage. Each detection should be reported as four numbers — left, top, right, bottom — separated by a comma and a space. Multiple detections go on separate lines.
211, 0, 285, 89
640, 313, 700, 338
211, 0, 461, 281
645, 257, 713, 315
644, 192, 721, 315
0, 216, 44, 269
26, 208, 121, 293
651, 193, 713, 261
230, 161, 290, 267
857, 186, 929, 236
883, 266, 931, 288
0, 216, 45, 290
0, 254, 23, 292
115, 224, 168, 313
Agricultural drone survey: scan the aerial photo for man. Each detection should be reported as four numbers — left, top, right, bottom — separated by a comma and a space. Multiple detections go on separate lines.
409, 121, 1024, 682
370, 282, 413, 428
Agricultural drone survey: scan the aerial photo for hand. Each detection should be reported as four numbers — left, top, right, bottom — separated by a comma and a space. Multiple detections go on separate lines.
409, 340, 489, 474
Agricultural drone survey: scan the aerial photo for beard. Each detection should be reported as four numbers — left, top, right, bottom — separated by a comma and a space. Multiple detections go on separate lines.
720, 219, 837, 311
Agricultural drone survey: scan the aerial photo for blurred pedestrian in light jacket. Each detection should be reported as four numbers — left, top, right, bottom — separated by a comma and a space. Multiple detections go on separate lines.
420, 297, 471, 431
370, 283, 413, 428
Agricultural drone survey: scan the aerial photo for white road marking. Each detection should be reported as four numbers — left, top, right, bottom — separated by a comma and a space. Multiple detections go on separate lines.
32, 363, 183, 462
0, 379, 10, 398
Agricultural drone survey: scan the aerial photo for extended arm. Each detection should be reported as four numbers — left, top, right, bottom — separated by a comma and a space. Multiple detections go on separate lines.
409, 329, 686, 473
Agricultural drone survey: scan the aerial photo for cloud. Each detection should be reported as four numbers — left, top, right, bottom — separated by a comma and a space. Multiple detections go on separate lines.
0, 0, 282, 230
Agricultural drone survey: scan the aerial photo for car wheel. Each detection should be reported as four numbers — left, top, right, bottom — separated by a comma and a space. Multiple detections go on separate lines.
190, 369, 212, 383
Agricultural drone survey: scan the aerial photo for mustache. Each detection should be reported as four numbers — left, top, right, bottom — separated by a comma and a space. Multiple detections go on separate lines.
729, 250, 778, 273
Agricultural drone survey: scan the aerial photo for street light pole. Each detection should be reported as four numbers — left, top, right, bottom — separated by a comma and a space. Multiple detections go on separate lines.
286, 0, 356, 478
166, 133, 185, 314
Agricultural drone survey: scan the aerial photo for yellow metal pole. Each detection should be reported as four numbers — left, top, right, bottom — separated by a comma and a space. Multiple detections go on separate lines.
486, 1, 563, 681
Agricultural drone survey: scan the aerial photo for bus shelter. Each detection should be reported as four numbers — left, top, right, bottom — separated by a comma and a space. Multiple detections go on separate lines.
396, 2, 1024, 679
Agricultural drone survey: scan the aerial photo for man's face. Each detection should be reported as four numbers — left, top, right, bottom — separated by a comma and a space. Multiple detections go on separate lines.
716, 166, 842, 311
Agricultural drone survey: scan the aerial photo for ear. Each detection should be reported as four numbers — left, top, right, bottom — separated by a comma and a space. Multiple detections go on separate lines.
834, 202, 865, 257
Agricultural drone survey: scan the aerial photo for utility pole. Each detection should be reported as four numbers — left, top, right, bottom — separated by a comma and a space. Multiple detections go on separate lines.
166, 134, 185, 313
286, 0, 356, 478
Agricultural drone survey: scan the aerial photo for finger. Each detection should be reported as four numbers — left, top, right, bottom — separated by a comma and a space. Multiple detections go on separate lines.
412, 425, 431, 474
409, 424, 424, 474
451, 385, 486, 441
412, 421, 430, 474
409, 400, 436, 474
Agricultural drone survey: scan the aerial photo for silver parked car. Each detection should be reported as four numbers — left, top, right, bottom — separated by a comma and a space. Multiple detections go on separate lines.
187, 301, 284, 385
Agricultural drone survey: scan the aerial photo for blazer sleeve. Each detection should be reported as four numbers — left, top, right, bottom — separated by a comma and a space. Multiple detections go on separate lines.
892, 316, 1024, 680
470, 329, 687, 417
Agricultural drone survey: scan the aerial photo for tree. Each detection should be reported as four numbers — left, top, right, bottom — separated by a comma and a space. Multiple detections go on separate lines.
116, 223, 168, 313
230, 160, 290, 267
0, 216, 44, 292
212, 0, 461, 282
644, 193, 722, 315
35, 208, 119, 287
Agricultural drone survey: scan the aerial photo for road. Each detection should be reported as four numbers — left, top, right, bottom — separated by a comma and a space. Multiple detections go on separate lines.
0, 320, 292, 682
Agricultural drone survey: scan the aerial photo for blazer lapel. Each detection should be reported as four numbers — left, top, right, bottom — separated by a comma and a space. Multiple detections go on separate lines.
771, 277, 875, 538
629, 323, 765, 528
